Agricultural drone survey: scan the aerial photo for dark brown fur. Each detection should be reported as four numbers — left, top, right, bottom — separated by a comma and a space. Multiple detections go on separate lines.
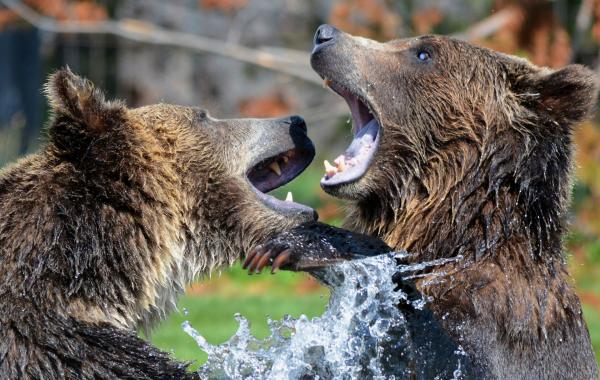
0, 68, 314, 379
307, 28, 599, 378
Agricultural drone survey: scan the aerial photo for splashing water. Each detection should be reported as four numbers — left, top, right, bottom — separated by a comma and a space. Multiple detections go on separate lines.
182, 253, 467, 379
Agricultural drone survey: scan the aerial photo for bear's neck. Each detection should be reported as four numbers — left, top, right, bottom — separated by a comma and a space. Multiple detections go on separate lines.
345, 135, 588, 358
348, 134, 572, 264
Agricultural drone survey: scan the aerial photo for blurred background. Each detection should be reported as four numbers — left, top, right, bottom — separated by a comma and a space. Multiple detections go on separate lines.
1, 0, 599, 367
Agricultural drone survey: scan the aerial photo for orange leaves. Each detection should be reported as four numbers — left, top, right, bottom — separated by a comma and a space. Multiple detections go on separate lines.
575, 123, 600, 194
472, 2, 571, 68
199, 0, 248, 13
592, 0, 600, 42
1, 0, 107, 29
411, 7, 443, 35
330, 0, 400, 40
522, 3, 571, 68
0, 9, 19, 29
238, 92, 293, 118
24, 0, 107, 22
25, 0, 68, 20
70, 1, 107, 22
574, 122, 600, 236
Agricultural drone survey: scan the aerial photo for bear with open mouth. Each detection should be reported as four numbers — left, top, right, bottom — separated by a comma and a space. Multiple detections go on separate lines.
247, 26, 600, 379
0, 68, 319, 379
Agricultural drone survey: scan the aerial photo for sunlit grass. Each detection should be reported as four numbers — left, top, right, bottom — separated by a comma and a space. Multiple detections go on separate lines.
150, 261, 329, 369
582, 306, 600, 363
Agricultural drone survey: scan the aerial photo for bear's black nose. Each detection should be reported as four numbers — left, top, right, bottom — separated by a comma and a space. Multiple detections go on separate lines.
289, 115, 307, 133
314, 24, 339, 46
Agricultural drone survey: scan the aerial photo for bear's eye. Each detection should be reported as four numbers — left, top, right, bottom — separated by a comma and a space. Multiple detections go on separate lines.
417, 51, 431, 62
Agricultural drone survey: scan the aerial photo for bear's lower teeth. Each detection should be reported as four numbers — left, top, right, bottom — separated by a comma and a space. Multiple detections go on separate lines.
324, 156, 352, 179
324, 160, 338, 178
322, 118, 379, 182
334, 157, 346, 171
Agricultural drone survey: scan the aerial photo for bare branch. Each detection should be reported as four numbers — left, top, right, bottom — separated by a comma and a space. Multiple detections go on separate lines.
453, 6, 522, 41
0, 0, 321, 84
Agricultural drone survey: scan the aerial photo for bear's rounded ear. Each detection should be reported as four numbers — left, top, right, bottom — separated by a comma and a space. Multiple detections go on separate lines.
45, 67, 125, 133
535, 64, 599, 125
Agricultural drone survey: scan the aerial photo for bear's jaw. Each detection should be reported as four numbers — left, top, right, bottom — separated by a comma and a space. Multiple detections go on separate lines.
246, 147, 316, 219
320, 79, 381, 190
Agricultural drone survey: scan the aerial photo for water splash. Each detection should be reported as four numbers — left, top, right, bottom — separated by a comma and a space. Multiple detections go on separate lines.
182, 252, 466, 379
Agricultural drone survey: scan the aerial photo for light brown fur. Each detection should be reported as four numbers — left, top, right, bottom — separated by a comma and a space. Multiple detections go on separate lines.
0, 68, 315, 379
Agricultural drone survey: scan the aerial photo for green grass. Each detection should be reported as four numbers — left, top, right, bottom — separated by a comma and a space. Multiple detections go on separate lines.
149, 265, 329, 369
149, 262, 600, 371
583, 306, 600, 363
150, 291, 328, 369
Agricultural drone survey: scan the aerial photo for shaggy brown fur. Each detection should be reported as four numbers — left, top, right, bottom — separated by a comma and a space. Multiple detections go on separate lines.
321, 27, 599, 379
0, 68, 315, 379
257, 26, 599, 379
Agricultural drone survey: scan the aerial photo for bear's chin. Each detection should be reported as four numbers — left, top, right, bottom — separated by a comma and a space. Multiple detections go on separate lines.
320, 174, 376, 200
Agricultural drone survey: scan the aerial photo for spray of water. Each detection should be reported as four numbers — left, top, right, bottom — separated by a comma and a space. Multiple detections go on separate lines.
182, 252, 467, 379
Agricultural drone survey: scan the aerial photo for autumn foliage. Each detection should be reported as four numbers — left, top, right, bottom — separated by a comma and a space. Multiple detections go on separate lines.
1, 0, 599, 317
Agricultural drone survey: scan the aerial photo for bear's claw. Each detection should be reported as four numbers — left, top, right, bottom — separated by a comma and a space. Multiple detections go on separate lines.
243, 246, 262, 269
243, 246, 292, 274
244, 222, 392, 274
271, 249, 292, 274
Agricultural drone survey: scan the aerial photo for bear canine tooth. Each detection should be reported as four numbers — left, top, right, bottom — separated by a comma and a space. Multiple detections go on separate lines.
282, 156, 289, 164
333, 157, 346, 172
285, 191, 293, 202
269, 162, 282, 176
324, 160, 338, 176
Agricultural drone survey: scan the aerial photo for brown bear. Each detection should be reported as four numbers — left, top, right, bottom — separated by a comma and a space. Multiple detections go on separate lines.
246, 25, 600, 379
0, 68, 318, 379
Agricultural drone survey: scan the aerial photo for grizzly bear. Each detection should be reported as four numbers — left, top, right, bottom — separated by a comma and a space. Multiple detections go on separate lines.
246, 25, 600, 379
0, 68, 317, 379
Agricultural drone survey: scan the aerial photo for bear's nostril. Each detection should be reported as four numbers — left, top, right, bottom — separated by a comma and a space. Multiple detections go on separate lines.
314, 24, 338, 46
290, 115, 307, 133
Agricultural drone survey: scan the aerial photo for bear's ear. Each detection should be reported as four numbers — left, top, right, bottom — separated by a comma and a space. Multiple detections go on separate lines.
533, 64, 599, 125
45, 67, 125, 133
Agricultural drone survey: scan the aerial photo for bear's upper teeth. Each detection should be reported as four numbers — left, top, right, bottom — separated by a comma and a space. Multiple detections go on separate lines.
324, 160, 338, 177
285, 191, 293, 202
269, 162, 282, 176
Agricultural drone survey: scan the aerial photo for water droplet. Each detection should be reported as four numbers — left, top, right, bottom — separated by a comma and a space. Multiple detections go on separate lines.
184, 253, 465, 379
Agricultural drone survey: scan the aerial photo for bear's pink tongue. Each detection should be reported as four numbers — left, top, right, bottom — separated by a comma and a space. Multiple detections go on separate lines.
322, 118, 380, 186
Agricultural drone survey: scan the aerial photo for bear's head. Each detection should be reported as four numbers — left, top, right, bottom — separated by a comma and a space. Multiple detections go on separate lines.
310, 26, 598, 255
42, 68, 315, 328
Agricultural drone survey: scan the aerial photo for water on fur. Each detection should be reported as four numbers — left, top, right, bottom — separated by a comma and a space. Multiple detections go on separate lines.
182, 253, 463, 379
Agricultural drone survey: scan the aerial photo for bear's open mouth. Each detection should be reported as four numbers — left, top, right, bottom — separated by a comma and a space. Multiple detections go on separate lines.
247, 147, 315, 217
321, 79, 380, 188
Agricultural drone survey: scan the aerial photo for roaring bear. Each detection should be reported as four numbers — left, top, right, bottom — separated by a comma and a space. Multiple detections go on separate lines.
0, 68, 317, 379
246, 26, 600, 378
